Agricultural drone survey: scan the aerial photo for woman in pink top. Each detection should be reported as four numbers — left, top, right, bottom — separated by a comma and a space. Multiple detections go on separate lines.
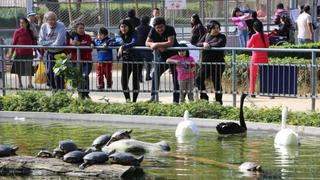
232, 7, 249, 47
247, 20, 269, 97
9, 18, 37, 89
167, 44, 196, 103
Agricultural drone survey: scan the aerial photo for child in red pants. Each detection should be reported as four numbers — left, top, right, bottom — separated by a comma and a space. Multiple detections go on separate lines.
91, 27, 113, 89
247, 21, 269, 97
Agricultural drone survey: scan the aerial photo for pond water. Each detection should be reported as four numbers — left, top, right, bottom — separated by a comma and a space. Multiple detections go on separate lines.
1, 119, 320, 180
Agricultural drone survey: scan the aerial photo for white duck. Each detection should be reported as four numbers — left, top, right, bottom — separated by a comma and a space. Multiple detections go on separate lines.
274, 107, 300, 146
175, 110, 199, 138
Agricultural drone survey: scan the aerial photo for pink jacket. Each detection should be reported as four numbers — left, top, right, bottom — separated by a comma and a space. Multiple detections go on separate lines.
231, 16, 248, 30
247, 32, 269, 63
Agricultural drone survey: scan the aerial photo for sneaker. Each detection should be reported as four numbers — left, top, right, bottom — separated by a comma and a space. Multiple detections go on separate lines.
250, 94, 256, 98
85, 94, 91, 99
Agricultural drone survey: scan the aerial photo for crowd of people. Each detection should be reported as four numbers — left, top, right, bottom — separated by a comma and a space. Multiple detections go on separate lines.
232, 3, 314, 47
4, 3, 316, 104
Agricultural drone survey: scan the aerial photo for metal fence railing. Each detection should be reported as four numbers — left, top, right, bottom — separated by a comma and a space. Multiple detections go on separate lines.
0, 44, 319, 110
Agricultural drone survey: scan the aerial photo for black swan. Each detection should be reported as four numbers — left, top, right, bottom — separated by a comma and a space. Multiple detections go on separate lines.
216, 94, 247, 134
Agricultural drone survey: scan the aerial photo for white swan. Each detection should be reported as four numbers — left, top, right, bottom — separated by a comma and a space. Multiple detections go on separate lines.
274, 107, 300, 146
175, 110, 199, 138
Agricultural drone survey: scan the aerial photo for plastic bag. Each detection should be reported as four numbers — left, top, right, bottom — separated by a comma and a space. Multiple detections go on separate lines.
34, 61, 47, 84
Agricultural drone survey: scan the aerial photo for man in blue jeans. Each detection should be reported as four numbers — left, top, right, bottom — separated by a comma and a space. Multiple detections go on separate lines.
145, 17, 180, 103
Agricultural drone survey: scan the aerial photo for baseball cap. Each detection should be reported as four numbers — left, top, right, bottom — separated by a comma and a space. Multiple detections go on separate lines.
27, 12, 37, 17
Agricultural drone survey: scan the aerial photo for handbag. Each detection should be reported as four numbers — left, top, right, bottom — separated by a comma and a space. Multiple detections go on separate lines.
34, 61, 47, 84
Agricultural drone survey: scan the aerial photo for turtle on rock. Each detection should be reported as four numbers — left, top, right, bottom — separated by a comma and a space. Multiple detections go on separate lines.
59, 140, 78, 153
92, 134, 111, 151
35, 149, 53, 158
79, 150, 115, 169
84, 134, 111, 154
109, 152, 144, 166
105, 129, 133, 146
0, 145, 19, 157
52, 147, 65, 159
63, 150, 86, 163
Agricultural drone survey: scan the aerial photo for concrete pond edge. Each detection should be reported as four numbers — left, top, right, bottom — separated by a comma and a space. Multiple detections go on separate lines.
1, 111, 320, 137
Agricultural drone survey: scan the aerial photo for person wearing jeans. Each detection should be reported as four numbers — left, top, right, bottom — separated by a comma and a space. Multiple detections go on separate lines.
146, 17, 180, 103
39, 11, 66, 90
296, 5, 313, 44
232, 7, 249, 47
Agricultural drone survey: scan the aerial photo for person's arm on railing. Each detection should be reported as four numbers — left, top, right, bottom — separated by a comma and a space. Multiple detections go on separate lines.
38, 25, 54, 46
51, 25, 66, 47
208, 34, 226, 47
196, 33, 206, 47
146, 27, 175, 51
118, 33, 137, 58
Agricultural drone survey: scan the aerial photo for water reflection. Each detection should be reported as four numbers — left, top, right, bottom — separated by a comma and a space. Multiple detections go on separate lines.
175, 136, 198, 155
274, 144, 299, 179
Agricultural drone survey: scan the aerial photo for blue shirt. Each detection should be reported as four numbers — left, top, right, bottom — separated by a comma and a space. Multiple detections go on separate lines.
92, 37, 113, 62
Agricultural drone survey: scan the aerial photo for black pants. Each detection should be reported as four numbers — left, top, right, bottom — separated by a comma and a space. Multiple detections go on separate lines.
121, 61, 143, 102
78, 61, 92, 97
151, 62, 180, 103
45, 51, 65, 90
196, 63, 225, 105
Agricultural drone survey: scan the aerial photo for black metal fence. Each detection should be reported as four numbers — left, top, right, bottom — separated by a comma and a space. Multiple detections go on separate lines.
0, 45, 319, 110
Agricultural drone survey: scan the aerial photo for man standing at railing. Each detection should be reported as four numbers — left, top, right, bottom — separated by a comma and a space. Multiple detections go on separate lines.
146, 17, 180, 103
39, 11, 66, 90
